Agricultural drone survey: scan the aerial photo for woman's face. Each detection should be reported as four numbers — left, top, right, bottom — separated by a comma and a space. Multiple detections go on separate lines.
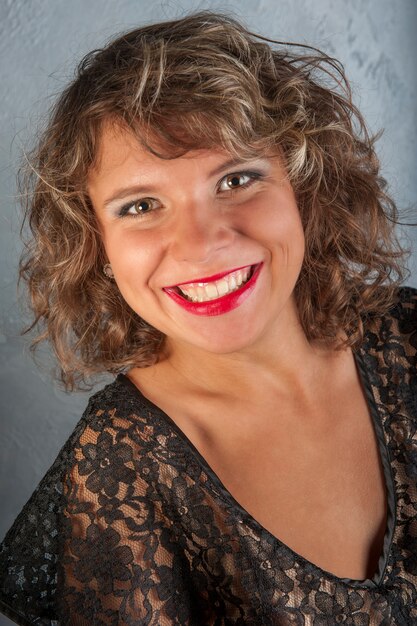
88, 122, 305, 356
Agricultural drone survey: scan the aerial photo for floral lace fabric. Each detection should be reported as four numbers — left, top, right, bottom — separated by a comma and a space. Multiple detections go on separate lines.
1, 287, 417, 625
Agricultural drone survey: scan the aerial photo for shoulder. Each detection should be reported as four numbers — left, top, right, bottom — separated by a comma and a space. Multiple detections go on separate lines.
62, 374, 208, 513
64, 376, 160, 500
0, 375, 165, 536
390, 285, 417, 331
63, 374, 193, 500
362, 285, 417, 353
359, 287, 417, 407
69, 374, 173, 457
0, 378, 198, 623
0, 374, 185, 553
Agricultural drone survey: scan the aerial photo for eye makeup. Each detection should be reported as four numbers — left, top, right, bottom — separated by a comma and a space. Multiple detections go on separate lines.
118, 197, 162, 218
115, 169, 267, 219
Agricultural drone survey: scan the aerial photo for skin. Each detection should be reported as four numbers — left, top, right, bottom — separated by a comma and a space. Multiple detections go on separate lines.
88, 121, 387, 581
89, 121, 307, 381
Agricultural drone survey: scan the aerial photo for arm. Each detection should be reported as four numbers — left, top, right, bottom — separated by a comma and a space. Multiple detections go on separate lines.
59, 420, 193, 626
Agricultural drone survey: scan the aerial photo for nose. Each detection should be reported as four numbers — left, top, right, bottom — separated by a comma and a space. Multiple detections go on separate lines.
168, 203, 235, 264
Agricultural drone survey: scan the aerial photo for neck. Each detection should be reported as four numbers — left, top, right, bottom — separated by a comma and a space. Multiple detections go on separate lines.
154, 303, 342, 402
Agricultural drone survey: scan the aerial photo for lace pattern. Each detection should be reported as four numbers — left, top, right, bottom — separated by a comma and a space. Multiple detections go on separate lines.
1, 287, 417, 625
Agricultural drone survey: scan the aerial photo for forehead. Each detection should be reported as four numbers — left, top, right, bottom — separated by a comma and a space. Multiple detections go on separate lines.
89, 115, 275, 177
88, 119, 257, 190
91, 121, 158, 176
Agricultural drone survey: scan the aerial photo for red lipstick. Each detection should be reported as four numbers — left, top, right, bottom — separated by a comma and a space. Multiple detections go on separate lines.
163, 263, 263, 316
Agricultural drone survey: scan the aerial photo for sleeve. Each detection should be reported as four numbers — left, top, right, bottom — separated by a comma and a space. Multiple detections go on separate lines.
0, 443, 67, 626
58, 415, 195, 626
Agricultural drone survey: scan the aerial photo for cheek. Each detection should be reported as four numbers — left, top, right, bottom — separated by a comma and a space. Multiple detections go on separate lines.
250, 200, 305, 260
102, 229, 162, 299
103, 229, 156, 269
286, 214, 305, 261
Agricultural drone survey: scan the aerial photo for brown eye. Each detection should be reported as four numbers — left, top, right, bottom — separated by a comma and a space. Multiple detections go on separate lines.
119, 197, 160, 217
134, 200, 152, 213
227, 175, 243, 188
218, 172, 258, 193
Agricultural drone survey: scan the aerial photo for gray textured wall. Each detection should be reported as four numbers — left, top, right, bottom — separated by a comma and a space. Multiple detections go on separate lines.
0, 1, 416, 622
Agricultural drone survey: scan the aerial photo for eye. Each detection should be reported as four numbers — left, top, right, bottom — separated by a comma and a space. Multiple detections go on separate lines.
118, 197, 161, 218
217, 171, 262, 193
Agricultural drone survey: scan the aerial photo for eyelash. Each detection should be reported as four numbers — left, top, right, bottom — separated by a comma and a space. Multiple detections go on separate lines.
117, 170, 265, 218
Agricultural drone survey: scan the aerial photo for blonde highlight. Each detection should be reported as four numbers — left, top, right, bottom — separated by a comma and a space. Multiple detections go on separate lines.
19, 11, 407, 390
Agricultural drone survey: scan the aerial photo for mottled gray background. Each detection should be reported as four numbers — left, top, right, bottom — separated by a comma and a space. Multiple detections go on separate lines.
0, 1, 416, 622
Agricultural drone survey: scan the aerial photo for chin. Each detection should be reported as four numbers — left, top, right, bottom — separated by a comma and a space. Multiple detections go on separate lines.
183, 324, 265, 356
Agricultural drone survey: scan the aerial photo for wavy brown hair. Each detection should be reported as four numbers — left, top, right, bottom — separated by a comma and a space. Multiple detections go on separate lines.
20, 10, 407, 390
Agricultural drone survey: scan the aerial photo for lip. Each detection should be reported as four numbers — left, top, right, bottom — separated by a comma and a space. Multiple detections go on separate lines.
163, 262, 263, 316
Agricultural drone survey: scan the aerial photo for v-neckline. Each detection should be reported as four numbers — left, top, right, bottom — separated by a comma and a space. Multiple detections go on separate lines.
117, 346, 396, 589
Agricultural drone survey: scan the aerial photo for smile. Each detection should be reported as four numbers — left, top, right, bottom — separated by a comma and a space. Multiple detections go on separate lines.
176, 265, 253, 302
163, 263, 263, 316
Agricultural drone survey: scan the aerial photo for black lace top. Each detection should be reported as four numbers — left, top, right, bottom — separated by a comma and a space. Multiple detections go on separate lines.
1, 287, 417, 626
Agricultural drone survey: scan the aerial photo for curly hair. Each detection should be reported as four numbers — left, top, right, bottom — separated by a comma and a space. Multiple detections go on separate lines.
19, 10, 407, 390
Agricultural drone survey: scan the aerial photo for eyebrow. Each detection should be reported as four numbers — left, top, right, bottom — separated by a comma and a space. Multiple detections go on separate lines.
102, 156, 260, 209
103, 184, 159, 208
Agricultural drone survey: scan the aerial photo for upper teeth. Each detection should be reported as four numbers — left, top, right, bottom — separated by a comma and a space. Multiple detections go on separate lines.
178, 267, 252, 302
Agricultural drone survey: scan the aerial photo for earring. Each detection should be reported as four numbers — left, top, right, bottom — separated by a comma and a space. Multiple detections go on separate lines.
103, 263, 114, 279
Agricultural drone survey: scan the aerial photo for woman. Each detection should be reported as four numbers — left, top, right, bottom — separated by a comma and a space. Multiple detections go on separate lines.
0, 10, 416, 625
